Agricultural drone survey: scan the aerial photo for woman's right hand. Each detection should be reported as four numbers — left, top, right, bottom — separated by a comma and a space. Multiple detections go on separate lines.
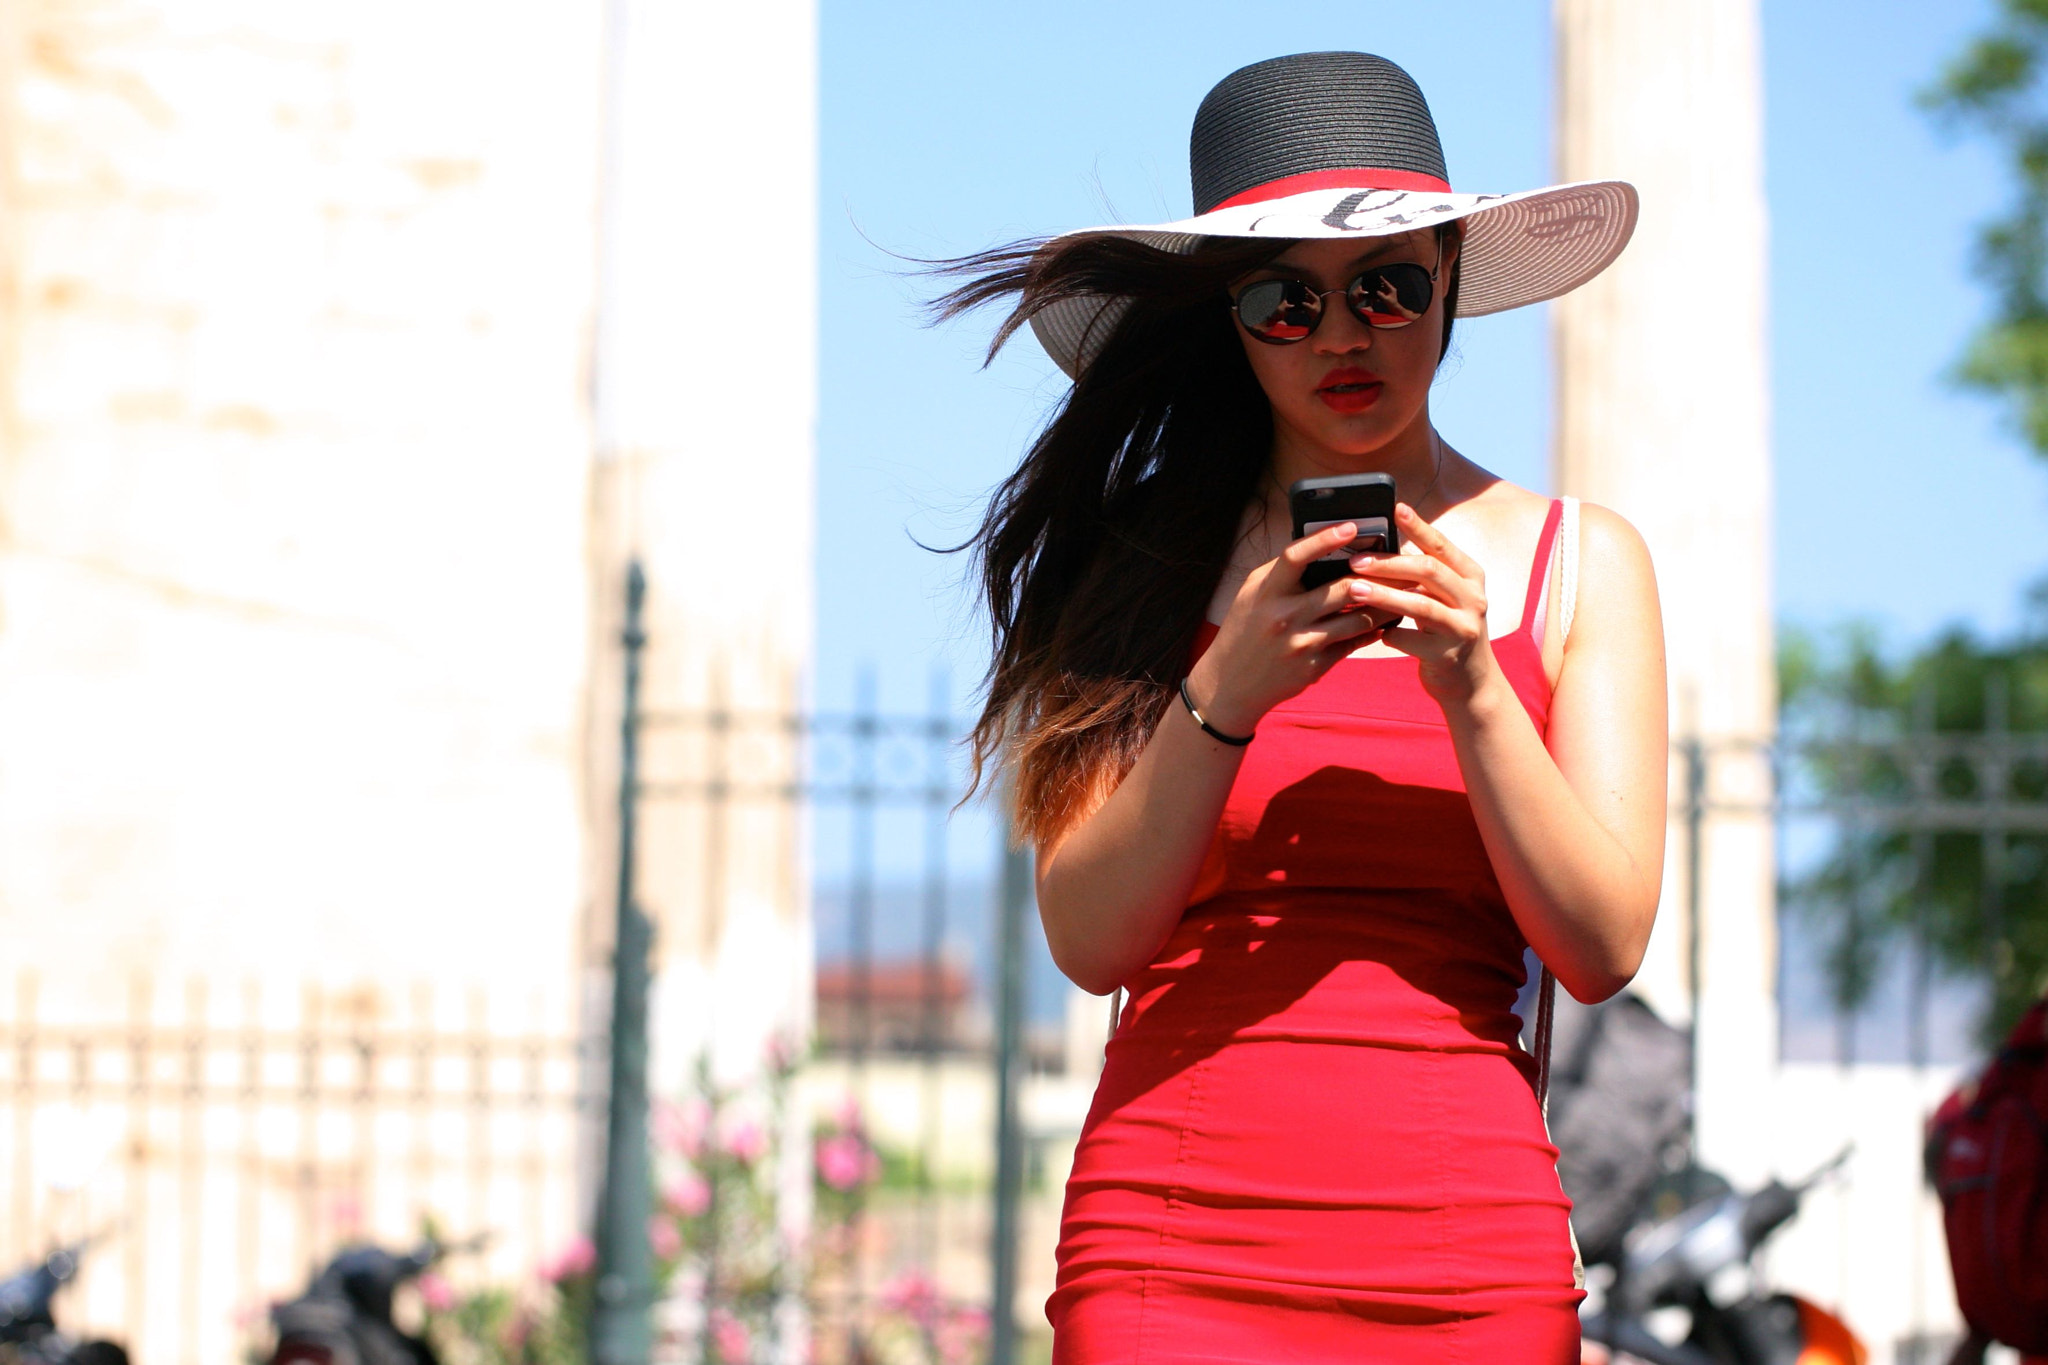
1184, 521, 1390, 736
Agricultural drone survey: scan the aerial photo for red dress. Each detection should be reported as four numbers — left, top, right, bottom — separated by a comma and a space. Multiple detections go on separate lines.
1048, 500, 1582, 1363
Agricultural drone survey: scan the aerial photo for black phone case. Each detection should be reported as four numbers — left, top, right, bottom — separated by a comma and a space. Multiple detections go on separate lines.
1288, 473, 1400, 589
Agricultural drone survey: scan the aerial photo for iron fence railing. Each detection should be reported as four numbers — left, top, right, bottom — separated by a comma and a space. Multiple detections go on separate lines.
0, 975, 594, 1365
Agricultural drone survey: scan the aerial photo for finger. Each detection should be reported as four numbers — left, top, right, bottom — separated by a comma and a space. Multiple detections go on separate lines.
1296, 608, 1385, 651
1350, 581, 1463, 631
1395, 503, 1485, 582
1351, 552, 1466, 593
1277, 522, 1359, 571
1373, 624, 1429, 657
1304, 574, 1376, 621
1312, 631, 1378, 671
1350, 552, 1478, 609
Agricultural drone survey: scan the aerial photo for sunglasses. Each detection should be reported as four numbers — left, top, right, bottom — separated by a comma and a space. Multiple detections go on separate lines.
1231, 259, 1439, 345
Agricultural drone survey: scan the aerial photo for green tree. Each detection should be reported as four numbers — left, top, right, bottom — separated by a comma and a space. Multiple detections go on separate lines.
1924, 0, 2048, 453
1785, 0, 2048, 1049
1780, 614, 2048, 1045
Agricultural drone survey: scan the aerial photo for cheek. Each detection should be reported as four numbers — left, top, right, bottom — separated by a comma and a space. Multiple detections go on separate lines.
1237, 334, 1314, 407
1377, 330, 1445, 389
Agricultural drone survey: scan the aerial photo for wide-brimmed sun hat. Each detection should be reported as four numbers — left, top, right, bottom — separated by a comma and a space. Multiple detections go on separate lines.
1029, 51, 1638, 378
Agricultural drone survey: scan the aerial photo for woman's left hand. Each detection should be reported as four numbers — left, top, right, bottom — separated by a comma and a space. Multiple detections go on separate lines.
1349, 502, 1501, 705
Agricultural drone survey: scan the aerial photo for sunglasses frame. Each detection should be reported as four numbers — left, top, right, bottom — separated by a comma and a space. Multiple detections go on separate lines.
1229, 237, 1447, 346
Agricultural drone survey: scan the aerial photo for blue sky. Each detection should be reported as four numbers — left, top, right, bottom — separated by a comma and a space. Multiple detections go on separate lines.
815, 0, 2047, 724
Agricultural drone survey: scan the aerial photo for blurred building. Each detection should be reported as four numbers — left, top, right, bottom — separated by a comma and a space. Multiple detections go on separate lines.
0, 0, 813, 1360
814, 960, 970, 1054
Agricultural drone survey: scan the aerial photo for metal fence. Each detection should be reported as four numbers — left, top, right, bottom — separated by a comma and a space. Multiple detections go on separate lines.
631, 649, 1042, 1365
0, 975, 592, 1365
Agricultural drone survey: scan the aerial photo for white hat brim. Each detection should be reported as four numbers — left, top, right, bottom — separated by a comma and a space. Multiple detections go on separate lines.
1027, 179, 1638, 379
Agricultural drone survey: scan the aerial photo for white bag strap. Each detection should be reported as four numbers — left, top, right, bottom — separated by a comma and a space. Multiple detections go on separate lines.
1534, 501, 1574, 1104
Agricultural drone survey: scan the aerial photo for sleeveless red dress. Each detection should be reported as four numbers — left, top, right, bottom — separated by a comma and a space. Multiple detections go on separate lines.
1047, 500, 1582, 1364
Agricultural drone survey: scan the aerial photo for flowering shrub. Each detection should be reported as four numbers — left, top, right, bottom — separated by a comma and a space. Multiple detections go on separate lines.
871, 1269, 991, 1365
399, 1039, 985, 1365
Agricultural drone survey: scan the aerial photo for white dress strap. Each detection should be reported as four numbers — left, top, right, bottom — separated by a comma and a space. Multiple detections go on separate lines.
1558, 496, 1581, 645
1529, 496, 1581, 650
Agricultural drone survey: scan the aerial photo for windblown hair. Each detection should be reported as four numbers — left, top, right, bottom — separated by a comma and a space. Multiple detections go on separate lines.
933, 226, 1461, 847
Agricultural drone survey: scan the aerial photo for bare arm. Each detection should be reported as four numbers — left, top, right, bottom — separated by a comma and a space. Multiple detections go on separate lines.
1356, 502, 1667, 1002
1035, 523, 1387, 994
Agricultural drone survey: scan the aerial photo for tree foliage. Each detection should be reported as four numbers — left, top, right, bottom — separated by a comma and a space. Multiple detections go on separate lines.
1780, 614, 2048, 1046
1923, 0, 2048, 452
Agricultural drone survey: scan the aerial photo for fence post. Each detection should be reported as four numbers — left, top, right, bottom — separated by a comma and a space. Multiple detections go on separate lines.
990, 811, 1031, 1365
593, 561, 654, 1365
1681, 734, 1705, 1165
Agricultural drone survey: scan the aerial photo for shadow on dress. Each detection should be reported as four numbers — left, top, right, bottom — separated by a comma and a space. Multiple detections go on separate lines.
1092, 764, 1523, 1114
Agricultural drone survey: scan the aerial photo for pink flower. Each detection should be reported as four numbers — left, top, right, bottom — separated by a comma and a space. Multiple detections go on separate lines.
936, 1305, 991, 1365
816, 1133, 877, 1191
711, 1309, 751, 1363
415, 1272, 456, 1314
663, 1171, 711, 1217
880, 1267, 940, 1325
765, 1034, 797, 1075
648, 1216, 682, 1260
722, 1119, 767, 1165
654, 1099, 711, 1158
538, 1236, 596, 1283
832, 1094, 864, 1131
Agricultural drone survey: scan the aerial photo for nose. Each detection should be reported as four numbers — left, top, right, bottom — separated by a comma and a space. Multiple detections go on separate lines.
1311, 289, 1374, 354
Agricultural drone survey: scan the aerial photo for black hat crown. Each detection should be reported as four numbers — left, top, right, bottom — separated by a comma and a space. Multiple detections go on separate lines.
1190, 52, 1450, 215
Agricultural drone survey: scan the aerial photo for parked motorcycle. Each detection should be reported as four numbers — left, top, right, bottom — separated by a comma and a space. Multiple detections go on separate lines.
267, 1235, 485, 1365
0, 1241, 129, 1365
1581, 1149, 1866, 1365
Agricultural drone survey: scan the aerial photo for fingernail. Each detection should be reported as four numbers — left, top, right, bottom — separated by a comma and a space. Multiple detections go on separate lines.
1349, 579, 1373, 598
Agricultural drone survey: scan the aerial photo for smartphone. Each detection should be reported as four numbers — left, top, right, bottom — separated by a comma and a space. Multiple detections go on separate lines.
1288, 473, 1400, 589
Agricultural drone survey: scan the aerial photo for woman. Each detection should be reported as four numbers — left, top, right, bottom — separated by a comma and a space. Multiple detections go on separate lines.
940, 52, 1668, 1362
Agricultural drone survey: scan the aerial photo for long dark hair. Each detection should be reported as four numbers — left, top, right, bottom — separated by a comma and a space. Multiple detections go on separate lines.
934, 226, 1461, 845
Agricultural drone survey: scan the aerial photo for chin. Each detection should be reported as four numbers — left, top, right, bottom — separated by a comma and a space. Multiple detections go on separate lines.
1293, 409, 1403, 458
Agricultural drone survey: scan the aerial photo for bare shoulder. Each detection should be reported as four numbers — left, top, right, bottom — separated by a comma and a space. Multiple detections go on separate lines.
1576, 502, 1656, 580
1570, 502, 1662, 643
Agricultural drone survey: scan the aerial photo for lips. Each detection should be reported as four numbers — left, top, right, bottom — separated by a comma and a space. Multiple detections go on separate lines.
1317, 366, 1383, 414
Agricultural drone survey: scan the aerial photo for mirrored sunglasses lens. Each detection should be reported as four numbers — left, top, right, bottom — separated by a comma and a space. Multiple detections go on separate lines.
1349, 264, 1433, 328
1237, 280, 1318, 341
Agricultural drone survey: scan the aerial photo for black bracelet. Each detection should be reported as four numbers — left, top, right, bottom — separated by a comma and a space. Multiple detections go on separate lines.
1179, 676, 1254, 746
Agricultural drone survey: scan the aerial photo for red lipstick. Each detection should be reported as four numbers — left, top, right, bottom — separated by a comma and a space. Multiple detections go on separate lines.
1317, 366, 1383, 414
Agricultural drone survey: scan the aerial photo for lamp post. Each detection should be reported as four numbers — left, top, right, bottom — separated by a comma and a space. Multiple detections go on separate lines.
989, 820, 1031, 1365
591, 562, 655, 1365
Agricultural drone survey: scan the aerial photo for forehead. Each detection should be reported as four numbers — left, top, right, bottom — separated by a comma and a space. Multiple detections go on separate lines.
1262, 231, 1433, 276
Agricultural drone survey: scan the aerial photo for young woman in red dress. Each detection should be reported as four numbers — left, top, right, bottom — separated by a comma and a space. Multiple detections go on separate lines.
940, 52, 1669, 1363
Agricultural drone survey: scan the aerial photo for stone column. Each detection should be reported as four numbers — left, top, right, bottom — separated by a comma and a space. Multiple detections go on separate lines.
579, 0, 818, 1111
1552, 0, 1778, 1183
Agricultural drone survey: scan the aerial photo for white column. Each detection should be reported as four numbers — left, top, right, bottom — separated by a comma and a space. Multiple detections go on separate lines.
583, 0, 818, 1095
1553, 0, 1778, 1184
0, 0, 606, 1349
